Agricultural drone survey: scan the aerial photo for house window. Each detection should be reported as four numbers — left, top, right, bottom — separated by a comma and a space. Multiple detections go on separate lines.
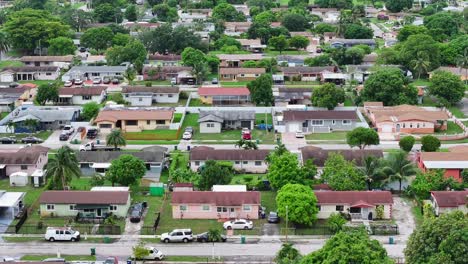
311, 120, 324, 126
69, 204, 76, 211
417, 123, 420, 128
139, 98, 143, 102
217, 207, 228, 212
207, 123, 215, 128
342, 120, 351, 125
195, 161, 200, 166
240, 74, 245, 77
331, 120, 336, 125
410, 124, 413, 128
99, 124, 112, 128
336, 205, 344, 212
255, 161, 262, 166
46, 204, 55, 211
201, 205, 210, 211
20, 165, 28, 170
83, 209, 94, 213
46, 73, 52, 76
126, 120, 137, 126
168, 94, 173, 98
156, 120, 165, 125
402, 123, 406, 128
243, 205, 251, 211
147, 120, 151, 125
255, 74, 259, 77
179, 205, 188, 211
82, 95, 92, 100
235, 161, 240, 164
317, 205, 321, 211
109, 205, 117, 211
243, 161, 248, 164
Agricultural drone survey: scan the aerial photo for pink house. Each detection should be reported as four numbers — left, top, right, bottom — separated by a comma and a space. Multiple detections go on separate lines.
0, 146, 49, 185
171, 191, 261, 220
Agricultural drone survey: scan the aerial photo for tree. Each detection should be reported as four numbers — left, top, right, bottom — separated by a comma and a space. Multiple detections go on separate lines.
106, 40, 147, 72
181, 47, 208, 85
3, 9, 70, 52
48, 37, 76, 56
421, 135, 441, 152
267, 152, 312, 189
315, 0, 353, 9
410, 51, 431, 80
288, 35, 309, 50
268, 35, 288, 54
409, 170, 462, 201
440, 35, 468, 66
235, 139, 258, 150
327, 213, 347, 233
212, 3, 245, 22
381, 151, 418, 192
94, 3, 122, 23
397, 25, 428, 42
276, 184, 318, 226
399, 136, 415, 152
23, 119, 38, 134
60, 8, 94, 32
106, 130, 127, 150
276, 243, 302, 264
46, 146, 81, 190
385, 0, 412, 12
36, 83, 58, 105
399, 34, 440, 74
247, 74, 274, 106
343, 24, 373, 39
304, 54, 332, 67
125, 4, 138, 21
300, 229, 393, 264
82, 102, 101, 121
360, 68, 418, 106
346, 127, 380, 149
152, 4, 178, 22
321, 153, 366, 191
359, 156, 386, 190
424, 12, 461, 39
428, 70, 465, 106
344, 46, 366, 65
282, 14, 309, 32
112, 33, 131, 47
0, 31, 10, 60
314, 23, 337, 35
377, 48, 400, 65
213, 36, 241, 50
311, 83, 345, 110
171, 168, 199, 183
106, 155, 146, 186
81, 27, 114, 51
405, 211, 467, 264
198, 160, 234, 190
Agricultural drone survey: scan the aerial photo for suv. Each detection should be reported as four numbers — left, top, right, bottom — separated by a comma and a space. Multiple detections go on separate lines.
160, 229, 193, 243
62, 125, 75, 136
45, 227, 80, 242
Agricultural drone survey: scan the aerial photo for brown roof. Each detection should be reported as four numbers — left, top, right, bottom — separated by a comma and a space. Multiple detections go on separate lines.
431, 191, 468, 207
39, 191, 129, 205
420, 152, 468, 162
368, 105, 449, 123
198, 87, 250, 96
432, 67, 468, 78
301, 146, 383, 167
0, 146, 49, 165
448, 145, 468, 153
283, 110, 358, 121
363, 102, 384, 107
174, 183, 193, 188
363, 53, 378, 63
314, 191, 393, 205
59, 87, 106, 96
121, 86, 179, 94
217, 54, 263, 61
219, 68, 266, 75
20, 56, 73, 62
94, 109, 174, 123
280, 66, 336, 74
142, 66, 192, 74
2, 66, 59, 73
278, 87, 313, 93
190, 147, 270, 161
172, 191, 260, 205
148, 54, 181, 61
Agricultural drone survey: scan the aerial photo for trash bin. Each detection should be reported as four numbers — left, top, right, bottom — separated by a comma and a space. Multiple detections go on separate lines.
276, 138, 281, 144
241, 236, 246, 244
256, 139, 260, 144
389, 237, 394, 244
126, 260, 132, 264
90, 248, 96, 256
174, 145, 178, 150
103, 237, 111, 243
96, 139, 100, 144
187, 145, 191, 151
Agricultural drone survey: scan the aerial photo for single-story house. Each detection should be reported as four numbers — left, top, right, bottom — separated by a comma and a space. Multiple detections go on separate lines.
57, 86, 107, 105
142, 66, 195, 84
0, 146, 49, 187
0, 190, 25, 219
0, 85, 36, 111
430, 191, 468, 216
0, 66, 60, 82
94, 108, 174, 133
148, 54, 181, 67
39, 190, 131, 218
331, 39, 376, 49
238, 39, 266, 53
280, 66, 336, 81
77, 146, 167, 182
277, 55, 306, 67
178, 12, 208, 23
190, 147, 270, 173
275, 87, 312, 106
217, 54, 263, 68
171, 190, 261, 219
20, 56, 73, 69
121, 86, 180, 106
301, 146, 383, 170
219, 68, 265, 82
198, 110, 255, 133
320, 71, 347, 84
361, 53, 378, 66
61, 65, 128, 82
364, 104, 449, 134
282, 110, 360, 133
429, 67, 467, 81
0, 105, 81, 132
314, 191, 393, 220
198, 87, 251, 106
417, 151, 468, 182
224, 22, 252, 34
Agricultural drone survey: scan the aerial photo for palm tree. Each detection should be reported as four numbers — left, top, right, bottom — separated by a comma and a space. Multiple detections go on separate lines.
46, 146, 81, 190
106, 129, 127, 150
359, 156, 386, 190
207, 229, 222, 242
381, 151, 418, 192
456, 48, 468, 85
235, 139, 258, 150
23, 118, 39, 134
410, 52, 431, 80
6, 120, 16, 134
0, 31, 10, 61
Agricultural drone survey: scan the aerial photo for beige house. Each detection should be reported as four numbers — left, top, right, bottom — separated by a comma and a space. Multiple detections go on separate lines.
429, 67, 468, 81
430, 191, 468, 216
219, 68, 265, 82
94, 108, 174, 133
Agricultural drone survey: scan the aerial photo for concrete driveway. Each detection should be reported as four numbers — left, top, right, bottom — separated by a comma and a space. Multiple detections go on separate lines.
281, 133, 306, 151
391, 196, 415, 243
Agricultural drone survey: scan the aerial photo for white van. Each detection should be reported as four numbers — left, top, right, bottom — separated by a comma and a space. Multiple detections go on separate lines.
45, 227, 80, 242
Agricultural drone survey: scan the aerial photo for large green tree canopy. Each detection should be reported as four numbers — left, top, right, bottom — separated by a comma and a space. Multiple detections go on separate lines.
397, 34, 441, 73
321, 153, 366, 191
276, 184, 318, 226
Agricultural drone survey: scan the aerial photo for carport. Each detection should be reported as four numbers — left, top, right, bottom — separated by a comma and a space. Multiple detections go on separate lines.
0, 191, 25, 219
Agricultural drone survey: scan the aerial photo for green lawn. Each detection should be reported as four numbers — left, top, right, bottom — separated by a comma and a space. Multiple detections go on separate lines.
255, 113, 273, 125
193, 129, 275, 143
220, 81, 249, 87
264, 49, 309, 56
344, 97, 355, 106
0, 179, 44, 208
173, 113, 183, 123
208, 50, 251, 55
179, 113, 199, 139
133, 192, 164, 228
126, 140, 179, 145
420, 96, 438, 106
0, 60, 24, 70
0, 131, 52, 142
435, 121, 464, 135
260, 191, 277, 213
124, 129, 179, 140
464, 121, 468, 127
230, 174, 267, 185
305, 132, 347, 141
18, 80, 55, 86
0, 112, 9, 119
21, 255, 96, 261
411, 79, 432, 86
188, 98, 207, 107
165, 256, 223, 262
448, 106, 466, 118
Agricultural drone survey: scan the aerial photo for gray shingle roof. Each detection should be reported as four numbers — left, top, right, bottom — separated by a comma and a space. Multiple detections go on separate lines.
77, 151, 165, 163
198, 110, 255, 123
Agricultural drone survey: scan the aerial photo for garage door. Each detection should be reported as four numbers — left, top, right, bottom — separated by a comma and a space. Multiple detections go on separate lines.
241, 121, 251, 129
288, 123, 300, 132
381, 125, 393, 133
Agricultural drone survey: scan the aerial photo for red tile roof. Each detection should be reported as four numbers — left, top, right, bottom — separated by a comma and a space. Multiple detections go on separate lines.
39, 191, 130, 204
198, 87, 250, 96
172, 191, 260, 206
314, 191, 393, 205
431, 191, 468, 207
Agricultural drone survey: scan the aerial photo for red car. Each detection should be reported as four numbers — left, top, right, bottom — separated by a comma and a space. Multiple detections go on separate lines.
241, 128, 252, 140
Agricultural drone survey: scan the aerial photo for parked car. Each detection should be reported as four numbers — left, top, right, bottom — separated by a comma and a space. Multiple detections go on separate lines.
171, 78, 177, 85
59, 133, 70, 141
196, 232, 227, 243
211, 78, 218, 84
182, 131, 192, 140
129, 203, 144, 223
93, 77, 102, 84
103, 77, 111, 84
241, 128, 251, 140
79, 47, 87, 52
0, 137, 16, 144
267, 212, 280, 223
45, 227, 80, 242
21, 136, 43, 144
86, 128, 98, 139
184, 127, 194, 134
295, 131, 304, 138
74, 79, 83, 85
9, 82, 20, 88
111, 78, 119, 84
103, 257, 118, 264
42, 258, 65, 262
131, 247, 164, 260
186, 79, 195, 85
223, 219, 253, 230
62, 125, 75, 135
64, 80, 73, 87
160, 229, 193, 243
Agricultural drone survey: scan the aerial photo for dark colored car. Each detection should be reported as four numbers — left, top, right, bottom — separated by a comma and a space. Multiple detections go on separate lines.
196, 232, 227, 243
111, 78, 119, 84
59, 133, 70, 141
103, 77, 111, 84
21, 136, 43, 144
86, 128, 98, 139
267, 212, 280, 223
129, 203, 144, 223
0, 137, 16, 144
79, 47, 87, 52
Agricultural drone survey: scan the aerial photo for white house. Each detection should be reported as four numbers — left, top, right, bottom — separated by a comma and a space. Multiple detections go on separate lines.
58, 87, 107, 105
62, 65, 128, 81
430, 191, 468, 216
20, 56, 74, 69
0, 67, 60, 82
121, 86, 180, 106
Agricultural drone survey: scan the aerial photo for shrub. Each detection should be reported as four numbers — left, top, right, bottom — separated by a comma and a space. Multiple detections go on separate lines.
399, 136, 415, 152
179, 91, 189, 99
423, 203, 435, 219
145, 81, 152, 87
327, 213, 347, 233
375, 205, 384, 219
243, 175, 254, 183
421, 135, 441, 152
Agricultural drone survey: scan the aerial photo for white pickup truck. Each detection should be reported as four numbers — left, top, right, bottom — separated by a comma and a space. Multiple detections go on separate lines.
79, 142, 120, 151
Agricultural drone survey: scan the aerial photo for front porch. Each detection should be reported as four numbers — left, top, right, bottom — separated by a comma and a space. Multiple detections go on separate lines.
349, 201, 375, 221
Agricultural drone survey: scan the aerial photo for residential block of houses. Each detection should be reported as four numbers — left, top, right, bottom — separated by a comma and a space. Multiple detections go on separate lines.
237, 39, 266, 53
121, 86, 180, 106
198, 110, 255, 133
0, 85, 36, 112
142, 66, 195, 84
430, 191, 468, 216
300, 146, 383, 170
281, 110, 361, 133
61, 65, 128, 82
217, 54, 263, 68
280, 66, 336, 81
219, 68, 265, 82
198, 87, 251, 106
20, 56, 73, 69
94, 108, 174, 133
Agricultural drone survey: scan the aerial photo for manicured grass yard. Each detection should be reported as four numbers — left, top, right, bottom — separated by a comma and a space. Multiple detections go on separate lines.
193, 129, 275, 143
188, 98, 206, 107
435, 121, 464, 135
124, 129, 179, 140
255, 113, 273, 125
0, 131, 53, 142
344, 97, 354, 106
448, 106, 466, 118
165, 256, 223, 262
133, 192, 164, 227
264, 49, 309, 56
21, 255, 96, 261
411, 79, 432, 86
220, 81, 250, 87
0, 60, 24, 70
0, 112, 9, 119
230, 174, 267, 185
305, 131, 347, 141
0, 180, 44, 208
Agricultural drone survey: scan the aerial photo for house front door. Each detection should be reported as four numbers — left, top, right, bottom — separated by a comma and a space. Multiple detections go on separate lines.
96, 208, 102, 218
361, 208, 368, 220
229, 208, 236, 218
